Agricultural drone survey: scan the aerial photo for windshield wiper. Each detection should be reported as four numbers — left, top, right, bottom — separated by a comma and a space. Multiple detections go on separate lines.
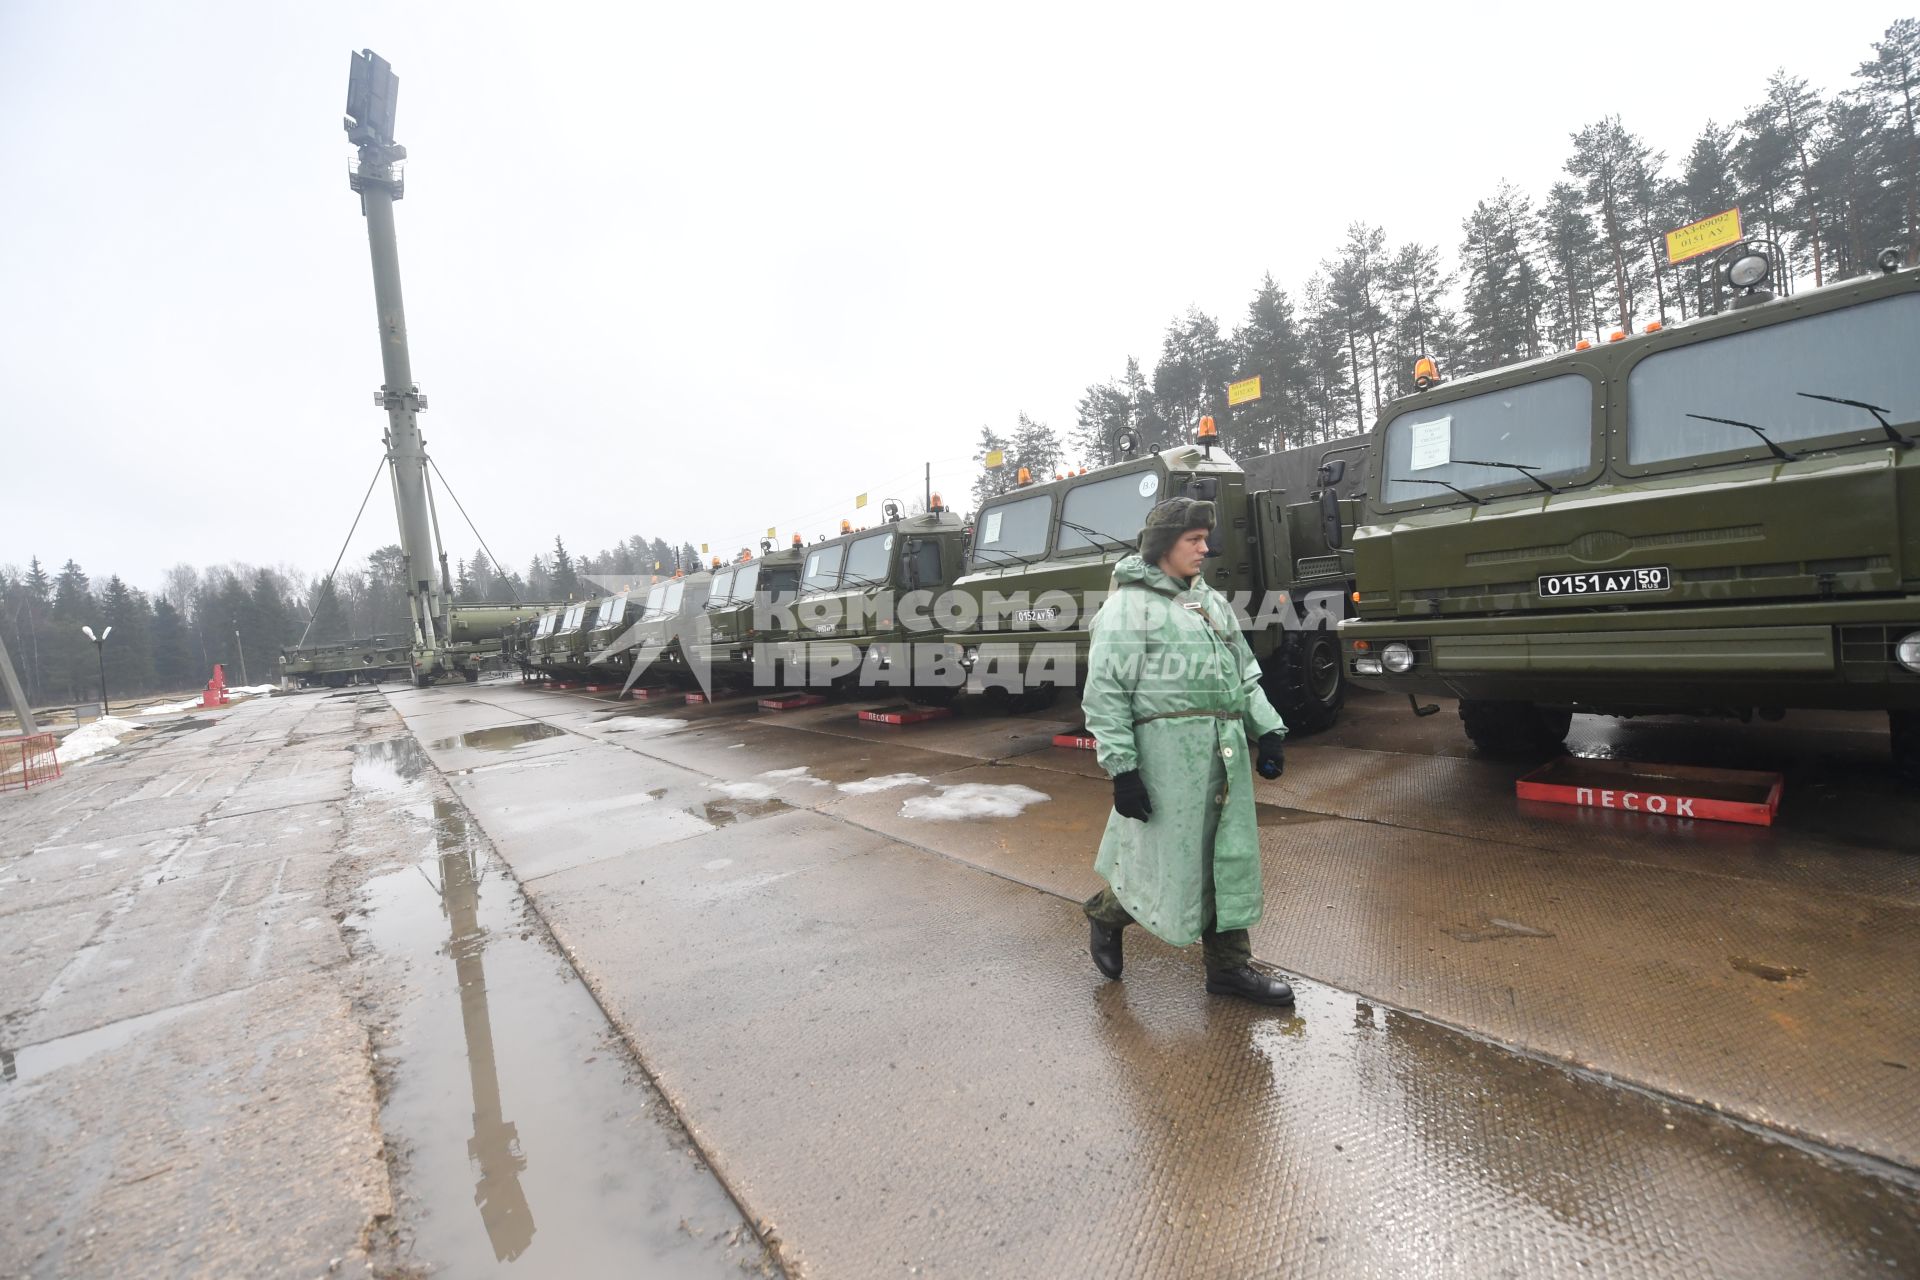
1389, 475, 1484, 505
838, 573, 889, 591
1056, 517, 1138, 550
1685, 413, 1801, 462
971, 547, 1042, 569
1795, 392, 1915, 449
1450, 459, 1560, 494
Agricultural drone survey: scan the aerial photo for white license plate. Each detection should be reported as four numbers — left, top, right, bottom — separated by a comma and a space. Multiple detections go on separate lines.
1537, 566, 1672, 597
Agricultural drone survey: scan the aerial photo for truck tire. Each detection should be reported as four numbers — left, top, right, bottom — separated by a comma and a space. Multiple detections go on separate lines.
1262, 627, 1345, 736
1459, 699, 1571, 756
1892, 711, 1920, 784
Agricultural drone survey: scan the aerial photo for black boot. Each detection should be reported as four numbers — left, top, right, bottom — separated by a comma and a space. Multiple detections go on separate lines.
1205, 965, 1294, 1006
1089, 918, 1124, 980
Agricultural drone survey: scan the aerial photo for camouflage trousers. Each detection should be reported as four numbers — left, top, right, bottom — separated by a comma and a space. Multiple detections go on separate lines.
1082, 887, 1253, 974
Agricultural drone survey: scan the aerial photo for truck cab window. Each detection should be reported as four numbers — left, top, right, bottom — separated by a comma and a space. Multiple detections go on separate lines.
1627, 293, 1920, 466
1380, 373, 1594, 506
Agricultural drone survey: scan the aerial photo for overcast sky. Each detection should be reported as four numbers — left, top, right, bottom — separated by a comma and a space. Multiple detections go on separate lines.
1, 1, 1902, 593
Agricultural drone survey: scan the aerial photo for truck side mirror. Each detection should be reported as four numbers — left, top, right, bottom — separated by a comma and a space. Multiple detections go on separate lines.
1320, 488, 1344, 549
1317, 459, 1347, 487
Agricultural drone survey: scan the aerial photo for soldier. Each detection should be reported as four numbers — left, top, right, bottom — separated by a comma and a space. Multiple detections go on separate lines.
1079, 497, 1294, 1006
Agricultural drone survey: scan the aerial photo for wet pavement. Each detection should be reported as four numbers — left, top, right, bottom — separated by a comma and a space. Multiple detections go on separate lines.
4, 677, 1916, 1275
379, 677, 1919, 1276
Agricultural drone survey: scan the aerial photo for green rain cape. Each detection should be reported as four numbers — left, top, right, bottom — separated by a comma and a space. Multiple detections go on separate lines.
1082, 554, 1286, 947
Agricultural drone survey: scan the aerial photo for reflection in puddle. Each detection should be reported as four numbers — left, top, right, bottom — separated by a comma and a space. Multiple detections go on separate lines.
347, 738, 768, 1275
0, 989, 243, 1085
1730, 955, 1808, 983
430, 722, 568, 753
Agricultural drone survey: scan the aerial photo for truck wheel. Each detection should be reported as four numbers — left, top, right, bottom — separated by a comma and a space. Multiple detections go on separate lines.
463, 668, 481, 684
1892, 711, 1920, 783
1262, 628, 1345, 736
906, 685, 958, 708
1459, 700, 1571, 756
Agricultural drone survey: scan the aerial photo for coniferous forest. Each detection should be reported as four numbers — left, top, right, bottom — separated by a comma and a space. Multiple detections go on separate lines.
5, 20, 1915, 704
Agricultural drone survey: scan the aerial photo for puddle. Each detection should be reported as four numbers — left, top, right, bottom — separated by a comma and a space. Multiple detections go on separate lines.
694, 798, 791, 829
1730, 956, 1808, 983
345, 739, 772, 1275
429, 722, 568, 752
0, 989, 242, 1084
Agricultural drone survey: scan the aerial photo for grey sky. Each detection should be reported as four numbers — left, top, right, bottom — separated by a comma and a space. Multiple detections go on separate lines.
1, 1, 1900, 593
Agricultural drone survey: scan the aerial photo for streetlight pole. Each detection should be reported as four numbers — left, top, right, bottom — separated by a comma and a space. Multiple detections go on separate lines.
80, 625, 112, 716
233, 627, 249, 686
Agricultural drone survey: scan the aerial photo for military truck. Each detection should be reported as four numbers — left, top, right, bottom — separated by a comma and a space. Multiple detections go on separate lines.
1337, 245, 1920, 777
777, 502, 971, 696
682, 541, 807, 687
280, 637, 411, 688
942, 427, 1360, 730
604, 571, 714, 686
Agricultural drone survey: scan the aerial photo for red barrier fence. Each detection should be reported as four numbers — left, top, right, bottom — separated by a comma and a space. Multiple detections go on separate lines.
0, 733, 61, 792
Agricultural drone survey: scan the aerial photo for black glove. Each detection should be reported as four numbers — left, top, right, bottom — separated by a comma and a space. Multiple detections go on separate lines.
1112, 769, 1153, 821
1256, 731, 1286, 780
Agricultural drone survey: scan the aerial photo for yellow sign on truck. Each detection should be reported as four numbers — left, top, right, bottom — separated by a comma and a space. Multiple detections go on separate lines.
1665, 208, 1743, 264
1227, 375, 1263, 406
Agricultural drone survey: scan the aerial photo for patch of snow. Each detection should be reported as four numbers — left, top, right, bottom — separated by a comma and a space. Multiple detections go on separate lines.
712, 780, 777, 802
900, 783, 1051, 821
56, 717, 145, 766
602, 717, 687, 733
702, 858, 735, 871
759, 766, 826, 786
136, 696, 206, 716
837, 773, 930, 796
224, 684, 277, 697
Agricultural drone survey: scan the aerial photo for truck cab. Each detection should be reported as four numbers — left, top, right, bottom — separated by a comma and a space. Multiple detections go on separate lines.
942, 432, 1356, 728
779, 503, 969, 696
1339, 251, 1920, 776
684, 543, 805, 687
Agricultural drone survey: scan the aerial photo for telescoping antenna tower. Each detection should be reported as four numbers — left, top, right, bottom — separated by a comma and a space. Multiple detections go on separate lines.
345, 49, 456, 685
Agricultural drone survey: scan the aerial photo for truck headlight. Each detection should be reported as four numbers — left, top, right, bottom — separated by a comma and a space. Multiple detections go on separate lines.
963, 646, 979, 668
1355, 657, 1383, 676
1897, 630, 1920, 674
1382, 642, 1415, 674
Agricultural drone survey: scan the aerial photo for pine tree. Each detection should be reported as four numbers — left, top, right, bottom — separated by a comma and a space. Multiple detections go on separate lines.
1229, 273, 1310, 452
1855, 18, 1920, 266
1151, 308, 1234, 444
1380, 243, 1458, 400
151, 597, 192, 690
1011, 413, 1063, 479
551, 537, 579, 597
972, 425, 1014, 506
1459, 183, 1547, 369
1072, 377, 1133, 468
1568, 118, 1662, 330
100, 576, 155, 698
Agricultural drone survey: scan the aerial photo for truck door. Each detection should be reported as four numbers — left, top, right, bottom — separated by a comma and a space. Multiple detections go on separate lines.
1252, 490, 1295, 602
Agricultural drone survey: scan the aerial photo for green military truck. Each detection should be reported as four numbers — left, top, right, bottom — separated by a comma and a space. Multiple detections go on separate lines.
942, 428, 1360, 730
280, 637, 411, 687
601, 571, 714, 686
681, 541, 807, 687
778, 502, 971, 696
1338, 246, 1920, 777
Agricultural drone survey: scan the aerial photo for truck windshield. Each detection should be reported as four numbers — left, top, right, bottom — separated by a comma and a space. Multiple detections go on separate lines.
706, 569, 735, 607
661, 581, 686, 615
763, 566, 798, 598
641, 583, 669, 620
537, 613, 558, 637
1627, 293, 1920, 466
802, 545, 845, 594
1380, 374, 1593, 506
972, 493, 1053, 566
843, 531, 893, 587
729, 563, 759, 602
599, 595, 627, 628
1057, 470, 1158, 555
